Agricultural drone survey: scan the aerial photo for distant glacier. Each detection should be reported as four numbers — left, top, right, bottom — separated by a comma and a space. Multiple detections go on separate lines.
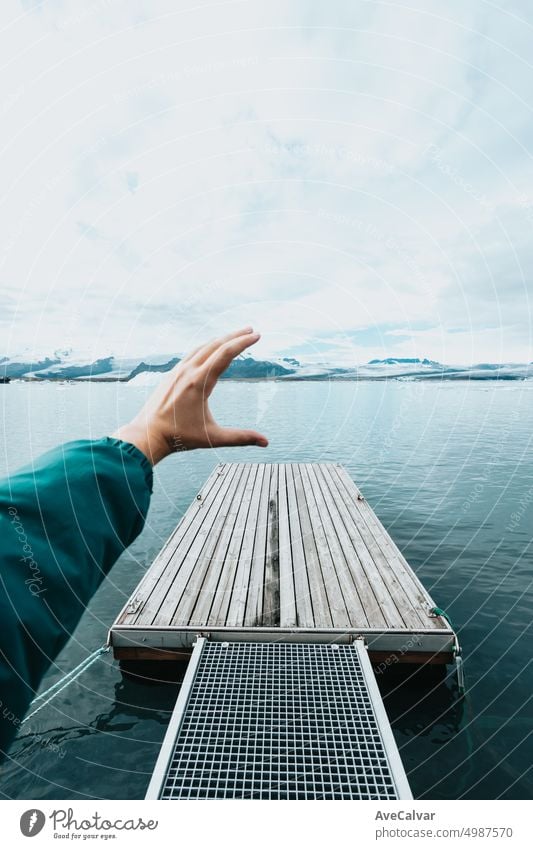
1, 352, 532, 382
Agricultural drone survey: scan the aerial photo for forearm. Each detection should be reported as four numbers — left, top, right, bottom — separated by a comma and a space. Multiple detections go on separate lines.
0, 437, 152, 756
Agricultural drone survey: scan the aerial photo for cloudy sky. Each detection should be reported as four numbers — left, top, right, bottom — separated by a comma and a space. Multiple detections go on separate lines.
1, 0, 532, 364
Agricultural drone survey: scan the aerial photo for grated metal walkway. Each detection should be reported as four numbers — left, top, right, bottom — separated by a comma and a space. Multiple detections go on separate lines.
146, 638, 412, 800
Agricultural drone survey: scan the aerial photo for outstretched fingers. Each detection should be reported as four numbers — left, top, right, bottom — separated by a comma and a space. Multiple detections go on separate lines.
201, 331, 261, 391
184, 326, 255, 367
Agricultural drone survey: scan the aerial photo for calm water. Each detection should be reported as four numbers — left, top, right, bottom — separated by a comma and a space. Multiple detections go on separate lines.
0, 380, 532, 800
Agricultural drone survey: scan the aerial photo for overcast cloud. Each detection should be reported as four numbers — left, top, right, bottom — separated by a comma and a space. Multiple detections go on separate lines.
1, 0, 532, 364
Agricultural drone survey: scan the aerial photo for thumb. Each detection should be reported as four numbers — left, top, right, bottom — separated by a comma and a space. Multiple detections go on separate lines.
210, 426, 269, 448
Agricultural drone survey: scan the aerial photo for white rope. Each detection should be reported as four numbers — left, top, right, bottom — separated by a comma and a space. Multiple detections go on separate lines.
21, 645, 110, 725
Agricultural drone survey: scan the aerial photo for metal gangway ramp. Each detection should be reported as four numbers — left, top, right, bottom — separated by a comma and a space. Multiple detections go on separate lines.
146, 638, 412, 800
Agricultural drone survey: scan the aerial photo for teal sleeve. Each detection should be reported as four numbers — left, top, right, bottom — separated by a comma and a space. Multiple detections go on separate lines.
0, 437, 153, 757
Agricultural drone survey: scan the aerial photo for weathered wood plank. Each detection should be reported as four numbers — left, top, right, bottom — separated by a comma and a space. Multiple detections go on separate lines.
305, 464, 370, 627
185, 465, 249, 626
298, 463, 351, 628
313, 464, 387, 628
224, 464, 266, 627
244, 465, 272, 626
262, 464, 280, 627
291, 464, 332, 627
285, 464, 314, 627
332, 466, 442, 629
171, 464, 249, 626
278, 464, 298, 628
148, 464, 243, 626
208, 464, 259, 625
119, 464, 229, 626
189, 463, 249, 626
320, 464, 416, 629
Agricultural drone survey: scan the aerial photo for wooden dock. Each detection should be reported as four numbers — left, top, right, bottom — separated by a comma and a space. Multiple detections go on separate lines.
109, 463, 456, 664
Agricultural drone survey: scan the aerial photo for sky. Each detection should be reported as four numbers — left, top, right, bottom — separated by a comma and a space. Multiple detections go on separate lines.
1, 0, 532, 365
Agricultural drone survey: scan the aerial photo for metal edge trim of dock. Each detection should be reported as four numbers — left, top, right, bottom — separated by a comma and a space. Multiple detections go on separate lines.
110, 625, 455, 653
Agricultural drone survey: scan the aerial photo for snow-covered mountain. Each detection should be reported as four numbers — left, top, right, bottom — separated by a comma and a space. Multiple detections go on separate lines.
0, 349, 295, 381
1, 350, 532, 382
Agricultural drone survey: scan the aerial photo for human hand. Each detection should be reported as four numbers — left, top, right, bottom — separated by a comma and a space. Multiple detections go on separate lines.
112, 327, 269, 465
